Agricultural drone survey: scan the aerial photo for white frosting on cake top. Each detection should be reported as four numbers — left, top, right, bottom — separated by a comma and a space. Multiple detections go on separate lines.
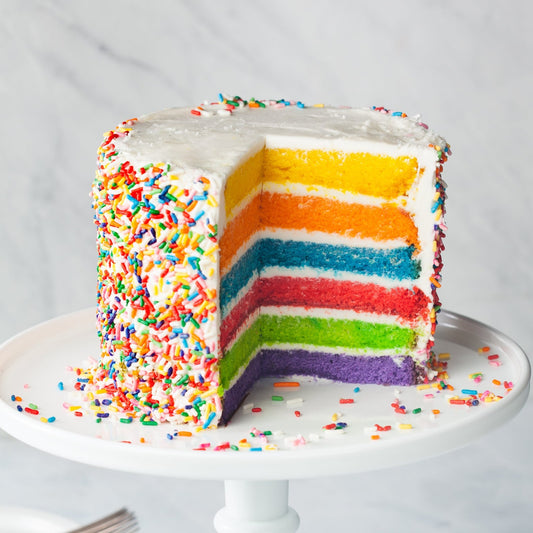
111, 104, 448, 183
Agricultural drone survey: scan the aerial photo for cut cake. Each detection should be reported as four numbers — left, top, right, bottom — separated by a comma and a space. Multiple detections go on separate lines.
87, 96, 450, 428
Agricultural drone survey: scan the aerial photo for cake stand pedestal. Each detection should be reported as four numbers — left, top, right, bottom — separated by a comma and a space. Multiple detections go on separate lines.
214, 480, 299, 533
0, 309, 529, 533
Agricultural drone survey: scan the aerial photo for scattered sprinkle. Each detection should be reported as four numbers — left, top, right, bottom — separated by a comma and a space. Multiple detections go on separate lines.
274, 381, 300, 388
398, 423, 413, 430
449, 398, 466, 405
286, 398, 304, 407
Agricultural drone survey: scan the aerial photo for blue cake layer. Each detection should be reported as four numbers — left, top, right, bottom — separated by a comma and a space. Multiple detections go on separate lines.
220, 238, 420, 314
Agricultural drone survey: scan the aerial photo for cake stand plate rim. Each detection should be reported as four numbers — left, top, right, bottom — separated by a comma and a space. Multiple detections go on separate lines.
0, 307, 529, 480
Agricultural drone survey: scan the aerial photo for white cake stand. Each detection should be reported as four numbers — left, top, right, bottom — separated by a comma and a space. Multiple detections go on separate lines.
0, 309, 529, 533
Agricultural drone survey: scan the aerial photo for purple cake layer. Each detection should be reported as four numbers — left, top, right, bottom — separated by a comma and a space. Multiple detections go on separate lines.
220, 348, 418, 425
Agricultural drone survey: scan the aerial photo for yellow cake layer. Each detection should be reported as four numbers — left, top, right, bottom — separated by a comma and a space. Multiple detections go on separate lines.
264, 148, 420, 199
224, 148, 421, 217
224, 149, 264, 219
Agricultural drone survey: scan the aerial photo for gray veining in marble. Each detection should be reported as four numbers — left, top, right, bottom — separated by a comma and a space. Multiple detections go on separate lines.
1, 0, 532, 531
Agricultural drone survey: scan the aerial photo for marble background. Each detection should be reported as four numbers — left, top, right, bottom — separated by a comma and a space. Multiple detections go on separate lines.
1, 0, 532, 531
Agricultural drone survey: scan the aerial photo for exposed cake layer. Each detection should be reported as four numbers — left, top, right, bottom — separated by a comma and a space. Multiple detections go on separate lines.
224, 148, 421, 217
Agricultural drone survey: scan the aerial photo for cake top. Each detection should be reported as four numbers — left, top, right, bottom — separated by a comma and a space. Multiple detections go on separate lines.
107, 96, 450, 185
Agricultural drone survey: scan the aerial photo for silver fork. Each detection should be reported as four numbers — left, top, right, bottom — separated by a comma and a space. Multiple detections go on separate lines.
67, 507, 139, 533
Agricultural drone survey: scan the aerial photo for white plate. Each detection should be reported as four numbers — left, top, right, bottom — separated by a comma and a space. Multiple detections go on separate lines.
0, 506, 78, 533
0, 309, 529, 480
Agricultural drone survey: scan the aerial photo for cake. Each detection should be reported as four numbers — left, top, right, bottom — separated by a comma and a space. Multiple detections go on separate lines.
87, 96, 450, 428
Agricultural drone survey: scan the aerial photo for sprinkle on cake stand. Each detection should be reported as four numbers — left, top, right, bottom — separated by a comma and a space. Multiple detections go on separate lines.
0, 309, 529, 533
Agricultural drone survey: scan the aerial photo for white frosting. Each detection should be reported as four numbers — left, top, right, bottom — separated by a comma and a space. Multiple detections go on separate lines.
112, 105, 446, 192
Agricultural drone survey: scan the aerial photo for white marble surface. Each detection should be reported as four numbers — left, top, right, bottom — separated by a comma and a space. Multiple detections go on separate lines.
1, 0, 532, 530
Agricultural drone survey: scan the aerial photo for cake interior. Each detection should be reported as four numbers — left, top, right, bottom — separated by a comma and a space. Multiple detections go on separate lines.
218, 144, 433, 423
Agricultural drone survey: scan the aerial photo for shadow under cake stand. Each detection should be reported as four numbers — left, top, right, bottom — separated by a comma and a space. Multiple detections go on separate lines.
0, 309, 529, 532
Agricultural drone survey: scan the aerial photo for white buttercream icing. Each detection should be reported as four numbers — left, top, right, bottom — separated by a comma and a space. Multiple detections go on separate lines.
112, 105, 446, 195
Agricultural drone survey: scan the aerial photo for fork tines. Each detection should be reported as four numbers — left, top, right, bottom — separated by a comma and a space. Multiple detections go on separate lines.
68, 507, 139, 533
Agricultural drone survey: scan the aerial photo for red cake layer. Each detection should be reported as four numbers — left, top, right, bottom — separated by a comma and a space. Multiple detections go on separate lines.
220, 276, 430, 350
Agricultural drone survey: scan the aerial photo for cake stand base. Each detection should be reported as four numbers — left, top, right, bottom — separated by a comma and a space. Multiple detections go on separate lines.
214, 480, 299, 533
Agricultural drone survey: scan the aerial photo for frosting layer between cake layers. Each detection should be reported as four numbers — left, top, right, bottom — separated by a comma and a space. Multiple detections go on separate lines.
88, 98, 449, 428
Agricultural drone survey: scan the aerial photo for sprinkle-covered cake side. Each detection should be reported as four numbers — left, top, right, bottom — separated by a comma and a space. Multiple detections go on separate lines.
89, 120, 224, 428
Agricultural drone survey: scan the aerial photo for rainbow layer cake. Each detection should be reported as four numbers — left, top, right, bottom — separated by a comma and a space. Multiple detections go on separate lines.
87, 96, 450, 428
